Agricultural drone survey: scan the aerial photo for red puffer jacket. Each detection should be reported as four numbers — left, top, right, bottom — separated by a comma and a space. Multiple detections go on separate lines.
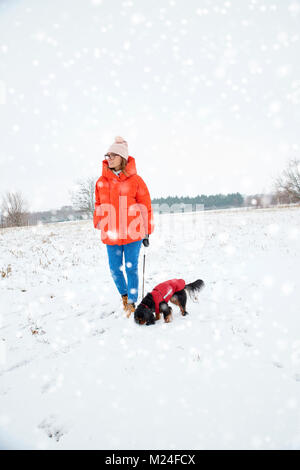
93, 156, 154, 245
151, 279, 186, 314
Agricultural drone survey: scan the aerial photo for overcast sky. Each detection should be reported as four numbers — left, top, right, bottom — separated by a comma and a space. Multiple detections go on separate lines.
0, 0, 300, 211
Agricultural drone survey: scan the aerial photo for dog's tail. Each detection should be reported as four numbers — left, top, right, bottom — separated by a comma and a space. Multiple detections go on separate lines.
184, 279, 205, 302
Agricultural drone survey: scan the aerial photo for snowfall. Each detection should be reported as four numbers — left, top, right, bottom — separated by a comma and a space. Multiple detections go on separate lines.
0, 205, 300, 450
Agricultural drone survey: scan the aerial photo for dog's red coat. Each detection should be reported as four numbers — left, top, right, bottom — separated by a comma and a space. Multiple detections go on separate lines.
151, 279, 186, 314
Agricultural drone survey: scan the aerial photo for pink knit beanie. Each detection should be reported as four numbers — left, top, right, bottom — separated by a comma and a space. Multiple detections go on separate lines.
106, 136, 129, 160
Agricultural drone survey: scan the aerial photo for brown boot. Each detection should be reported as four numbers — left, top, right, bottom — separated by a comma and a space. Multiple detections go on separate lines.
121, 294, 128, 311
125, 302, 136, 318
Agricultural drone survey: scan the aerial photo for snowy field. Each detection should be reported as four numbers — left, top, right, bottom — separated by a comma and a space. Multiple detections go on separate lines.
0, 205, 300, 450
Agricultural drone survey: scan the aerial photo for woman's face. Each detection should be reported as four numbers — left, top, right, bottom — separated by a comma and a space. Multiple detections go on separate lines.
106, 153, 122, 169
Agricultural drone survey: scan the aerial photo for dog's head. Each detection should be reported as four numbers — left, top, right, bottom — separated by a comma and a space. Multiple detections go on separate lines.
134, 303, 156, 326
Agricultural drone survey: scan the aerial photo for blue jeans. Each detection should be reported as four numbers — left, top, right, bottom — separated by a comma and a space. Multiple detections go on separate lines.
106, 240, 143, 304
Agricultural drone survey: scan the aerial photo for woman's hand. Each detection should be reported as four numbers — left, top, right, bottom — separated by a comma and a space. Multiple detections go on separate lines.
142, 234, 150, 247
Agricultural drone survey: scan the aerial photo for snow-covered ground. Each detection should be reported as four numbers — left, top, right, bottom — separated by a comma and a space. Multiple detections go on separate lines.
1, 206, 300, 450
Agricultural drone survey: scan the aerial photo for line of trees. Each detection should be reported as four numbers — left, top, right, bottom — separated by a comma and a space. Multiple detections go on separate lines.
152, 192, 244, 210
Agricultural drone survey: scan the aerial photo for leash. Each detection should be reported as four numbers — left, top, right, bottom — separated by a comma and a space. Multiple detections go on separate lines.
142, 246, 146, 298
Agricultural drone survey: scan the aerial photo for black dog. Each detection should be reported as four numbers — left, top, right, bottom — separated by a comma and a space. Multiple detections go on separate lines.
134, 278, 205, 325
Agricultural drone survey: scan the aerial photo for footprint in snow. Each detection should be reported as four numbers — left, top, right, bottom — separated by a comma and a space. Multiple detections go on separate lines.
91, 328, 106, 337
41, 380, 56, 394
38, 416, 66, 442
0, 358, 34, 376
273, 361, 284, 369
100, 310, 117, 319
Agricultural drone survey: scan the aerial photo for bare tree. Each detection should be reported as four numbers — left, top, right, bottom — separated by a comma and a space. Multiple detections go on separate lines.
69, 176, 96, 215
274, 158, 300, 203
1, 191, 29, 227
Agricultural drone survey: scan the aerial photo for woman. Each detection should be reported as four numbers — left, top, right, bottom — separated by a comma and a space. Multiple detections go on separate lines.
93, 136, 154, 316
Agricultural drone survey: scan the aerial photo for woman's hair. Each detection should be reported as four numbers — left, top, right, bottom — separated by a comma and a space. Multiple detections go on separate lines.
108, 156, 128, 177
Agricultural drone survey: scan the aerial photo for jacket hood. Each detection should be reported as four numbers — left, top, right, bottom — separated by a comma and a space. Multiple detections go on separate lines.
102, 155, 137, 181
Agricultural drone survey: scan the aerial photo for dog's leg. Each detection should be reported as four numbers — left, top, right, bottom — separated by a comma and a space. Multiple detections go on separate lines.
159, 301, 173, 323
179, 290, 188, 316
164, 306, 173, 323
170, 290, 188, 316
